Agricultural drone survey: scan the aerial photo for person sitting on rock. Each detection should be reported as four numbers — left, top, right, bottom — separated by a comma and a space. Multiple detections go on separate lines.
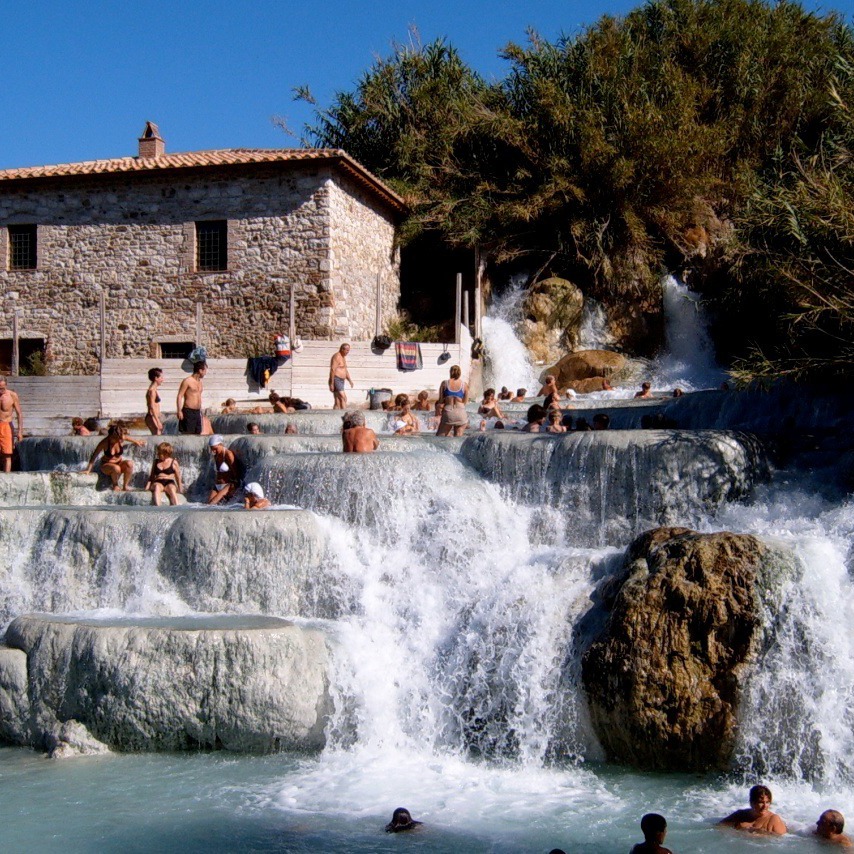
512, 388, 527, 402
206, 435, 245, 505
815, 810, 852, 846
243, 482, 271, 510
498, 386, 512, 401
719, 784, 787, 835
84, 422, 146, 492
268, 391, 294, 414
631, 813, 673, 853
146, 441, 183, 507
537, 374, 562, 409
221, 398, 238, 414
635, 382, 653, 399
385, 807, 422, 833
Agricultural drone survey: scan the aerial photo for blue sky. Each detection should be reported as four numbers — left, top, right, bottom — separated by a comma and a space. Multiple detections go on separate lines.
1, 0, 852, 170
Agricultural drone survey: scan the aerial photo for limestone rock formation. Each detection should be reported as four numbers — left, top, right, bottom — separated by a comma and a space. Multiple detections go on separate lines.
521, 276, 585, 364
580, 527, 802, 771
0, 614, 331, 754
565, 376, 613, 394
546, 349, 627, 389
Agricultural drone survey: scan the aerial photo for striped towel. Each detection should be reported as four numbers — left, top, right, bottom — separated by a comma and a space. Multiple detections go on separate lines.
396, 341, 422, 372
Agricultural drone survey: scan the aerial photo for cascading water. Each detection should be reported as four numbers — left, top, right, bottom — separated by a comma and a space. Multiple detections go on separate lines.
481, 273, 540, 393
650, 274, 726, 392
2, 399, 854, 850
577, 298, 616, 351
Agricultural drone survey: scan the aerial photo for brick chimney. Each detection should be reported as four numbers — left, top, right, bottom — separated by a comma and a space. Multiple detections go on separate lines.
138, 121, 165, 159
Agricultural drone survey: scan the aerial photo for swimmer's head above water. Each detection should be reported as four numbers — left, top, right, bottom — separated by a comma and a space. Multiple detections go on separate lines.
385, 807, 422, 833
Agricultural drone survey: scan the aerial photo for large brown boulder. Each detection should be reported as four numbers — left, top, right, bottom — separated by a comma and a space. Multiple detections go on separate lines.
547, 349, 627, 388
566, 376, 612, 394
580, 527, 801, 771
521, 276, 585, 364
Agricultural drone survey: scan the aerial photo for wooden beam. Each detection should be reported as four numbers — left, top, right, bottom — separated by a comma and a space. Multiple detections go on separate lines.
11, 311, 19, 376
455, 273, 462, 345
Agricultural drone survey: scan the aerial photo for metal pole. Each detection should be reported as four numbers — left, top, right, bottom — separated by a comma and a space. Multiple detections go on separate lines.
11, 311, 19, 376
195, 302, 202, 346
455, 273, 462, 345
462, 289, 470, 333
99, 292, 106, 365
375, 272, 382, 337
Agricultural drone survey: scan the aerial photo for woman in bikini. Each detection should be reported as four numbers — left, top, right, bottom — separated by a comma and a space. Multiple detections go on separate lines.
85, 422, 146, 491
145, 368, 165, 435
206, 435, 245, 505
436, 365, 469, 437
478, 388, 506, 420
146, 441, 183, 506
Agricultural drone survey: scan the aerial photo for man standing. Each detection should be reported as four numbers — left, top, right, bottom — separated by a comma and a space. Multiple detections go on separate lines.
329, 343, 354, 409
341, 410, 378, 453
176, 361, 207, 434
0, 377, 23, 472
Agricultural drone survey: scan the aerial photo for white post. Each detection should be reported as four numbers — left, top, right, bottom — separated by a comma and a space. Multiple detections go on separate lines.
11, 311, 19, 376
195, 302, 203, 346
289, 283, 296, 348
474, 281, 482, 340
375, 272, 382, 337
462, 289, 470, 333
455, 273, 462, 345
99, 292, 106, 365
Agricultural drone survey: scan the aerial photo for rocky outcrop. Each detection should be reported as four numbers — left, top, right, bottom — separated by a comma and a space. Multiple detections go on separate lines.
0, 614, 331, 754
546, 349, 627, 389
521, 276, 585, 364
580, 527, 802, 771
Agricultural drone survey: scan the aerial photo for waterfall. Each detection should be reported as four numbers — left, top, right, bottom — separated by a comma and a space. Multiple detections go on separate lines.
650, 274, 725, 391
577, 299, 616, 351
481, 273, 540, 393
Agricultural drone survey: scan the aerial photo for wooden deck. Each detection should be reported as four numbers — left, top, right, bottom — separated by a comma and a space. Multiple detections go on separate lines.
10, 332, 473, 429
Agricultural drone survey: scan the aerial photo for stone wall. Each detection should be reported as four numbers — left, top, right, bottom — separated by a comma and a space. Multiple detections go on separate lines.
328, 174, 400, 339
0, 163, 401, 373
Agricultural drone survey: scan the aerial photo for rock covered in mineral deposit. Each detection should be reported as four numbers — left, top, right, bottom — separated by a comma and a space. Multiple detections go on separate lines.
580, 527, 802, 770
0, 613, 331, 754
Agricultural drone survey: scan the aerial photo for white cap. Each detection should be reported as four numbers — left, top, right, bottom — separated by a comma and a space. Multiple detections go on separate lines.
244, 482, 264, 498
208, 435, 224, 447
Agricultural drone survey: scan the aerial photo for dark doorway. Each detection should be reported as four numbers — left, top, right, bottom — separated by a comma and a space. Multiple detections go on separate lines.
159, 341, 195, 359
399, 232, 476, 338
0, 338, 46, 374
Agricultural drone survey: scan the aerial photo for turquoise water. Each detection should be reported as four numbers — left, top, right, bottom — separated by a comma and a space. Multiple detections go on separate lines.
1, 747, 847, 852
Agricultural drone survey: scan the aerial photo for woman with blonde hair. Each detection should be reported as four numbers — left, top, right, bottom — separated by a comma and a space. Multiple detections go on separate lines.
146, 441, 183, 506
436, 365, 469, 437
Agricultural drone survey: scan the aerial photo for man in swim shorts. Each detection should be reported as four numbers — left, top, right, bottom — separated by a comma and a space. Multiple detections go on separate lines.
0, 376, 23, 472
176, 361, 207, 434
329, 343, 353, 409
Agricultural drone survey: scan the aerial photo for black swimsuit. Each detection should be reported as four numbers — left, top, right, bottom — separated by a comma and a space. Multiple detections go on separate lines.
151, 459, 177, 486
103, 441, 124, 463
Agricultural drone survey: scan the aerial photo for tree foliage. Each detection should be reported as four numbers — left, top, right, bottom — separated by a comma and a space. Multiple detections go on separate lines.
300, 1, 854, 380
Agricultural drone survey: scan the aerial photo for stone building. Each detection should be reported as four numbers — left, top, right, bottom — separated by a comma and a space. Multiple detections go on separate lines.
0, 123, 405, 373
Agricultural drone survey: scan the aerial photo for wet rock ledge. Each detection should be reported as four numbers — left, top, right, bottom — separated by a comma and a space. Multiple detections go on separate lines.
0, 614, 331, 756
580, 527, 802, 771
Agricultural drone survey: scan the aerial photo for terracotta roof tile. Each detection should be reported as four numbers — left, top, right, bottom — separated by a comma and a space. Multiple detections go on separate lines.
0, 148, 406, 213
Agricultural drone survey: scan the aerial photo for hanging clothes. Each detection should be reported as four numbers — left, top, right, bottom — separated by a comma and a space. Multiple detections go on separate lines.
396, 342, 423, 372
247, 356, 279, 387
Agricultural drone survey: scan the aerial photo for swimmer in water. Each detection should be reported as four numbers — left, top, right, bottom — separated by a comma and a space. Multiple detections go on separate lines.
815, 810, 852, 846
719, 784, 787, 835
630, 813, 673, 853
385, 808, 423, 833
243, 482, 271, 510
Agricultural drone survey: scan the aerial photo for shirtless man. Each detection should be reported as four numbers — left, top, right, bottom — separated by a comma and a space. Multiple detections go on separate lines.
329, 343, 354, 409
815, 810, 853, 846
176, 361, 207, 434
0, 377, 23, 472
635, 382, 653, 399
341, 410, 378, 452
720, 784, 787, 835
